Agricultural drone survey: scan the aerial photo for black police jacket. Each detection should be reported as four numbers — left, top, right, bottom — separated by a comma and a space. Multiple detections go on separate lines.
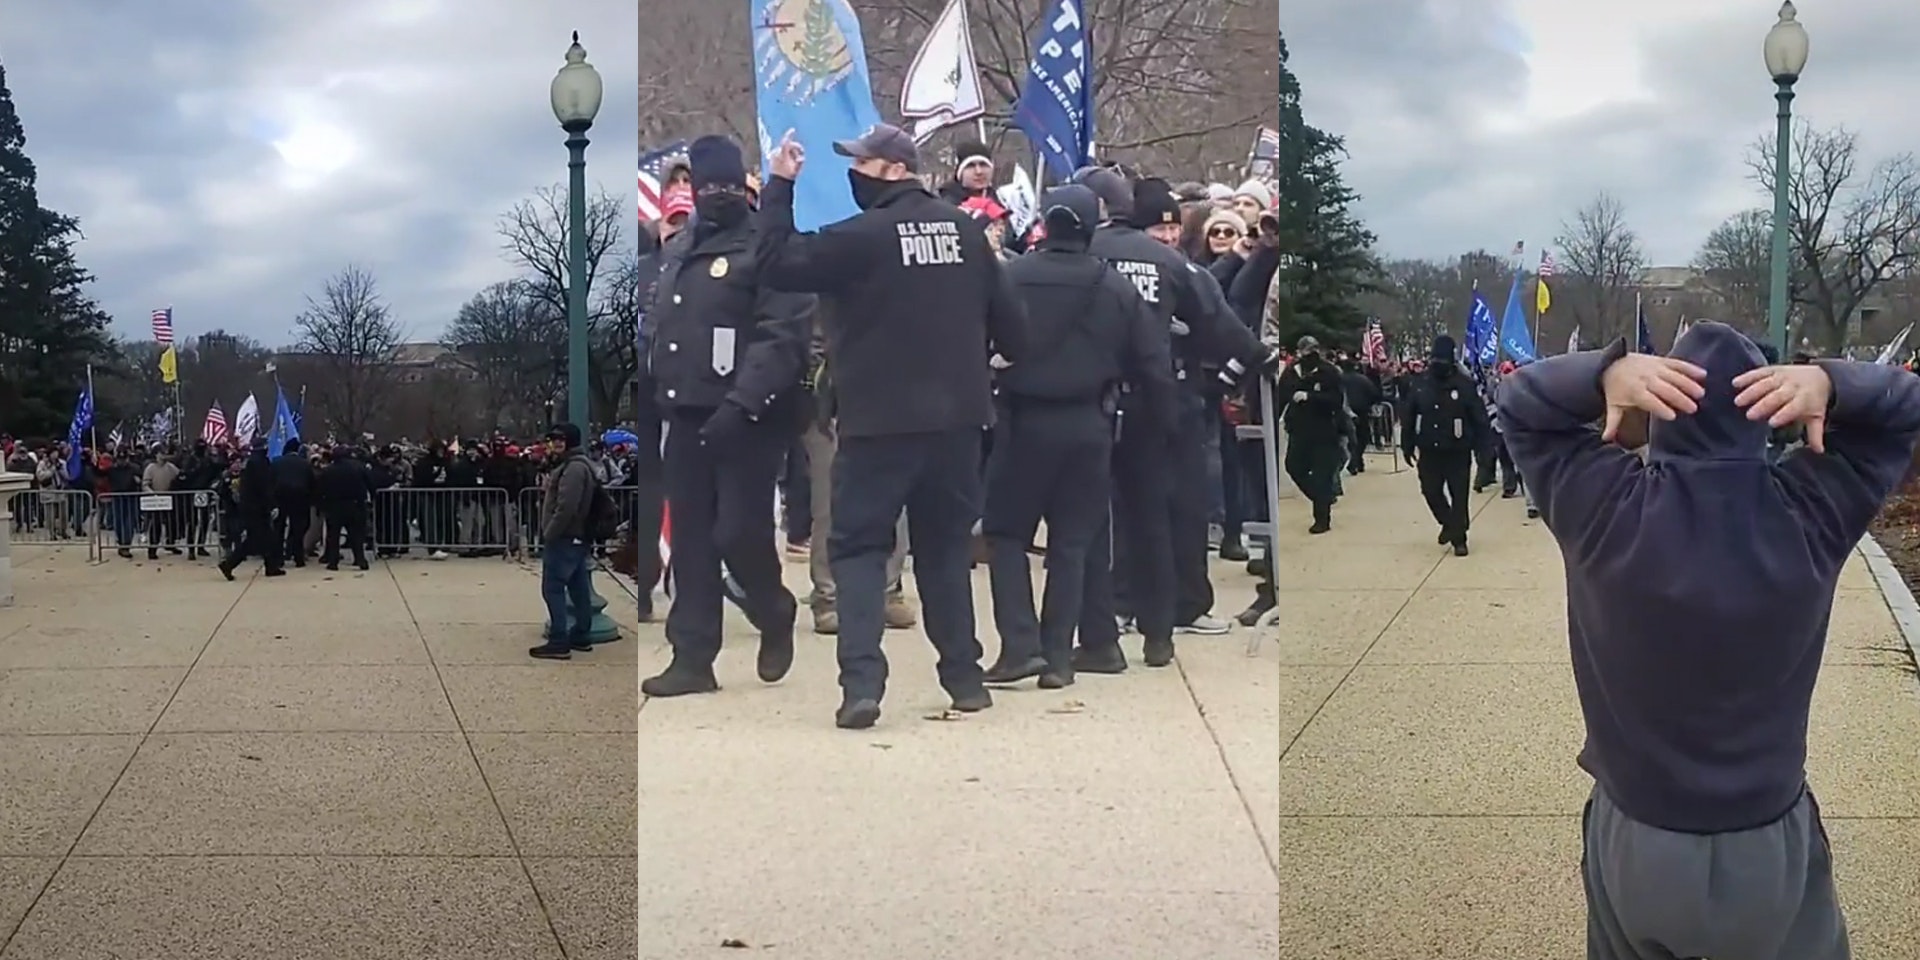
1086, 224, 1267, 385
271, 453, 313, 500
754, 175, 1028, 438
1275, 357, 1347, 442
317, 458, 374, 509
646, 220, 815, 420
997, 244, 1177, 437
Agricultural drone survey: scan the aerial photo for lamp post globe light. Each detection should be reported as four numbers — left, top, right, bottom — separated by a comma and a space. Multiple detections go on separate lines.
1764, 2, 1808, 356
550, 31, 603, 429
546, 33, 619, 647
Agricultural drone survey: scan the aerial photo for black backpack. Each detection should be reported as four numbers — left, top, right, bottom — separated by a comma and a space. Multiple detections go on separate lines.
1413, 378, 1476, 453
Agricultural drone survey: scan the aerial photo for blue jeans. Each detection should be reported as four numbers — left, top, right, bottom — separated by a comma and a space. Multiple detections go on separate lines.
540, 538, 595, 642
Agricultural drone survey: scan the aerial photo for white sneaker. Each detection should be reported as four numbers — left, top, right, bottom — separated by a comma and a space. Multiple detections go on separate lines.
429, 550, 449, 560
1117, 616, 1137, 634
1175, 615, 1232, 635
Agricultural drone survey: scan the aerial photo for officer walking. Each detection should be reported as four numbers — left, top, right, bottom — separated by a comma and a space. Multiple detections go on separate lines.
1400, 335, 1490, 555
271, 439, 314, 567
1067, 169, 1275, 672
316, 445, 373, 571
980, 185, 1174, 688
218, 437, 283, 580
1275, 336, 1347, 534
757, 123, 1028, 729
641, 135, 815, 700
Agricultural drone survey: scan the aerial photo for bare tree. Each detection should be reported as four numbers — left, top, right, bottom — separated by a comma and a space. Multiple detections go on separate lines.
496, 185, 628, 424
291, 265, 403, 440
1553, 192, 1647, 342
1747, 121, 1920, 353
443, 280, 565, 433
1691, 208, 1772, 330
639, 3, 757, 146
1373, 259, 1452, 349
589, 252, 643, 427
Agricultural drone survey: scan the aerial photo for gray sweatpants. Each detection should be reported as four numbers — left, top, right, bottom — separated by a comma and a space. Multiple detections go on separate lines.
1584, 785, 1849, 960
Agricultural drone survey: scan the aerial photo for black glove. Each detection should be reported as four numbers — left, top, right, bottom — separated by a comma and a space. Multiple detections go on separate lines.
700, 402, 755, 449
1403, 447, 1418, 465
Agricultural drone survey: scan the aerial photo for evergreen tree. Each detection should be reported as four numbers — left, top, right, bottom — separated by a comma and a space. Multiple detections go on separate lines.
0, 61, 114, 440
1269, 34, 1379, 349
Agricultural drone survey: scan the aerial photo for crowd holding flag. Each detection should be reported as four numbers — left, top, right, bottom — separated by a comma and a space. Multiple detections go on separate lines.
1498, 241, 1538, 363
898, 0, 986, 144
1361, 319, 1388, 367
1636, 291, 1655, 354
1568, 325, 1581, 355
1465, 281, 1499, 372
1010, 0, 1092, 182
201, 401, 229, 445
1246, 126, 1279, 181
1877, 322, 1914, 365
234, 393, 260, 447
1535, 249, 1554, 319
64, 382, 93, 481
749, 0, 883, 230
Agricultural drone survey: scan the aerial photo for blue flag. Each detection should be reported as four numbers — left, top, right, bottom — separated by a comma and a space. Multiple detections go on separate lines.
267, 384, 299, 454
750, 0, 882, 231
1636, 298, 1654, 353
1012, 0, 1094, 180
1466, 289, 1498, 370
1499, 269, 1537, 363
64, 386, 93, 481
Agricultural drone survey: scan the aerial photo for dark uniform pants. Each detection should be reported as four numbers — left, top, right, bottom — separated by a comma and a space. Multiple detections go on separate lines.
830, 427, 985, 702
1080, 411, 1175, 650
1283, 433, 1340, 525
229, 510, 283, 572
1168, 389, 1215, 624
1417, 448, 1473, 543
631, 407, 665, 603
981, 403, 1112, 668
321, 504, 369, 567
662, 411, 792, 669
274, 496, 311, 563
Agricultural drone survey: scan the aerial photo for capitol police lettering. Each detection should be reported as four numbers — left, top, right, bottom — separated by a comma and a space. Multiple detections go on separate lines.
897, 221, 966, 266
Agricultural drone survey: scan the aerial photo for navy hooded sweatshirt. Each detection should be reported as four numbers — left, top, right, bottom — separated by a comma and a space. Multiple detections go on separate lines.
1499, 323, 1920, 833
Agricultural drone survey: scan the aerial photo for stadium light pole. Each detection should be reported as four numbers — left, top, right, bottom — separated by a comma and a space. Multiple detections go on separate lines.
1764, 2, 1808, 357
550, 32, 603, 428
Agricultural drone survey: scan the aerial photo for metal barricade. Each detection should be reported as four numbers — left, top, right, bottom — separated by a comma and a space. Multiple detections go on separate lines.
1233, 374, 1286, 648
1368, 401, 1404, 473
517, 484, 641, 559
371, 486, 515, 557
92, 490, 222, 561
6, 488, 101, 561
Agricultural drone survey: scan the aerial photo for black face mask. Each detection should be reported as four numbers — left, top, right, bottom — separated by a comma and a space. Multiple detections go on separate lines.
694, 194, 750, 230
848, 170, 892, 210
1430, 359, 1455, 377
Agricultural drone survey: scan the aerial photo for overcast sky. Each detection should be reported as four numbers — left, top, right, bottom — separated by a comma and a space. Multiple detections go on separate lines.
3, 0, 636, 347
1284, 0, 1916, 268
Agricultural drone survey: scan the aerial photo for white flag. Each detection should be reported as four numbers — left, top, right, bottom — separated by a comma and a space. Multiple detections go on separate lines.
1567, 325, 1579, 354
1878, 322, 1914, 364
996, 165, 1038, 238
235, 392, 260, 445
899, 0, 985, 144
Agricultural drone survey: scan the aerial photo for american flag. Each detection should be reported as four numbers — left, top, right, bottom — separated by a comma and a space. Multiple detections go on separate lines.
1539, 249, 1556, 278
151, 307, 174, 346
201, 401, 229, 444
105, 421, 123, 448
637, 141, 689, 222
1361, 319, 1388, 367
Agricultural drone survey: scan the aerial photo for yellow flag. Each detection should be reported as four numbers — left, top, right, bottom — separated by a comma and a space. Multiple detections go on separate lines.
158, 346, 178, 384
1535, 278, 1551, 315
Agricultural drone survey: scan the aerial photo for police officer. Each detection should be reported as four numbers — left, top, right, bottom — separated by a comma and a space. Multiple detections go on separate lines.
316, 444, 373, 571
218, 437, 283, 580
641, 135, 815, 700
1400, 334, 1490, 555
272, 439, 314, 566
1067, 169, 1275, 672
757, 123, 1029, 729
981, 185, 1174, 688
1275, 336, 1347, 533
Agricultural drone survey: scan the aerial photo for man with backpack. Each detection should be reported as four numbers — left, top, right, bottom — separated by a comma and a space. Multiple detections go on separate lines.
1400, 335, 1491, 556
529, 423, 614, 660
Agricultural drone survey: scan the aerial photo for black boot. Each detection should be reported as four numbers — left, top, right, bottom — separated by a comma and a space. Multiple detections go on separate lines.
1217, 534, 1248, 562
835, 698, 882, 730
947, 686, 993, 712
1071, 643, 1129, 674
1236, 584, 1275, 627
1453, 536, 1470, 557
756, 592, 798, 683
983, 653, 1046, 685
1141, 636, 1175, 668
218, 558, 237, 581
1037, 662, 1075, 688
641, 663, 720, 696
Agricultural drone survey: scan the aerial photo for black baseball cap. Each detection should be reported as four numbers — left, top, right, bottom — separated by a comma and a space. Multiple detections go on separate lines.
832, 124, 922, 173
545, 423, 582, 448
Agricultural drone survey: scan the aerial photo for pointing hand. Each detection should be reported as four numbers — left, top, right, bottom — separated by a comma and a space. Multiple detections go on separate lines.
769, 129, 806, 180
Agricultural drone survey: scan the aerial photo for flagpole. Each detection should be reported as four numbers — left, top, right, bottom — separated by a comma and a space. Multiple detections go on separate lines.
86, 364, 97, 453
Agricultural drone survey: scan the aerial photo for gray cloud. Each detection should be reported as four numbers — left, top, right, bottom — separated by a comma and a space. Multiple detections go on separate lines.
3, 0, 637, 346
1283, 0, 1919, 267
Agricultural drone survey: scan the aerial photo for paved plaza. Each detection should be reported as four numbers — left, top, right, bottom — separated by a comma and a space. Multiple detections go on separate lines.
1276, 462, 1920, 957
0, 547, 639, 959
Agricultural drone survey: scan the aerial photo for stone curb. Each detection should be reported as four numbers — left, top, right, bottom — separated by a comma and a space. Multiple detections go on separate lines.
1857, 535, 1920, 671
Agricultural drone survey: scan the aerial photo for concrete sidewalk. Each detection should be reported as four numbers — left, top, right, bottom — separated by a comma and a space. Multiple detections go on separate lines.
0, 549, 638, 959
1275, 462, 1920, 958
637, 550, 1281, 957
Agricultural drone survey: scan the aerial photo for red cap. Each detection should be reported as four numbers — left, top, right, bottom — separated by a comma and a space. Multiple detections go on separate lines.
959, 196, 1008, 222
1498, 360, 1516, 374
662, 184, 694, 220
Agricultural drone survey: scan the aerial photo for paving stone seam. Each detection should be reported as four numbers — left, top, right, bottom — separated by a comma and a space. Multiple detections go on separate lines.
381, 560, 575, 958
0, 567, 255, 956
1278, 490, 1500, 769
1853, 536, 1920, 683
1171, 652, 1279, 878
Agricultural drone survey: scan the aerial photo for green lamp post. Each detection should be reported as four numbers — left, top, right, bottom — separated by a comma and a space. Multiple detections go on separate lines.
1764, 2, 1809, 356
550, 31, 603, 428
546, 33, 619, 645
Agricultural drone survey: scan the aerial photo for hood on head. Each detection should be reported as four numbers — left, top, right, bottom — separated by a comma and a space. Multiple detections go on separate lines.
1429, 335, 1457, 364
1648, 320, 1769, 461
